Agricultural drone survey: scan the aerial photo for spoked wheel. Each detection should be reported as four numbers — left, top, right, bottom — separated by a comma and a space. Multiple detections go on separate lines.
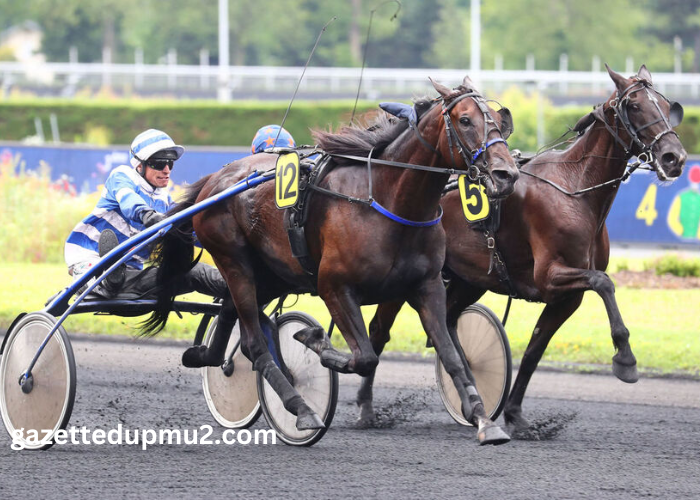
436, 303, 512, 426
0, 312, 76, 450
257, 312, 338, 447
201, 316, 261, 429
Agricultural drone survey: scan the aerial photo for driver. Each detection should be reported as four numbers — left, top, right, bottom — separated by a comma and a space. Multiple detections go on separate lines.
64, 128, 227, 299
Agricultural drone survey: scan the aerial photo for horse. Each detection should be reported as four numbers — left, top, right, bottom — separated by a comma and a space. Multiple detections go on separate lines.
361, 64, 687, 434
142, 76, 520, 444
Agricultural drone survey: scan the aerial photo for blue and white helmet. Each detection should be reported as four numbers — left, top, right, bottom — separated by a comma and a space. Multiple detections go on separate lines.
129, 129, 185, 168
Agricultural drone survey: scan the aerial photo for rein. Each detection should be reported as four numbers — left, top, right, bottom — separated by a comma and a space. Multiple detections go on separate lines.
520, 79, 679, 196
520, 157, 651, 196
316, 88, 510, 227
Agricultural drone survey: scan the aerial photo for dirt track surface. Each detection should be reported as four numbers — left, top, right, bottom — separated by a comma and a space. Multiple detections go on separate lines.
1, 334, 699, 499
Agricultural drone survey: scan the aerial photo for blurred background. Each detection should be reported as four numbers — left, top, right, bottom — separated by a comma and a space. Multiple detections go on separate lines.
1, 0, 699, 261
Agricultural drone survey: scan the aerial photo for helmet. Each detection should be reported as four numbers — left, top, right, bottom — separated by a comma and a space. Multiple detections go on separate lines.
251, 125, 295, 154
130, 129, 185, 168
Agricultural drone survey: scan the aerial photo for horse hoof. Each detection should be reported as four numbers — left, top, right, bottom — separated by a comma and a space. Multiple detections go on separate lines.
293, 326, 329, 354
296, 412, 325, 430
182, 345, 208, 368
505, 412, 531, 434
477, 422, 511, 446
357, 403, 376, 424
612, 357, 639, 383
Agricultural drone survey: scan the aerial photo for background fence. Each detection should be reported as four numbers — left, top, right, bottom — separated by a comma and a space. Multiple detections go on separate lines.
3, 61, 700, 104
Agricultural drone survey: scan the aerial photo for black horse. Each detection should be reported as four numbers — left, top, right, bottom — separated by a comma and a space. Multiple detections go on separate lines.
362, 65, 687, 434
143, 76, 519, 444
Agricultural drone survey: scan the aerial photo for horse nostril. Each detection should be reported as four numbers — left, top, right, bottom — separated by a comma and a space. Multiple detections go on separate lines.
493, 169, 518, 184
662, 152, 678, 166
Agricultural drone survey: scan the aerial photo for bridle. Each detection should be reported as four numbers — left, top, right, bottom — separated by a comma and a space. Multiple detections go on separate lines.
439, 91, 510, 181
305, 87, 513, 227
522, 78, 684, 196
594, 78, 683, 172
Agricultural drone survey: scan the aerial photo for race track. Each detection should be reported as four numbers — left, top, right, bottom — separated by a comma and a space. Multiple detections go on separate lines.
0, 334, 698, 499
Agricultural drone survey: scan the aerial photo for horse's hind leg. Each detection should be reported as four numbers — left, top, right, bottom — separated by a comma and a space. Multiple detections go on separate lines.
295, 284, 378, 376
182, 296, 237, 368
410, 276, 509, 445
356, 300, 404, 423
504, 294, 583, 433
224, 269, 324, 431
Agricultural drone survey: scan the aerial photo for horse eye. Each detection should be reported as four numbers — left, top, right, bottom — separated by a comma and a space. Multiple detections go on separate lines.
459, 116, 471, 126
629, 102, 640, 111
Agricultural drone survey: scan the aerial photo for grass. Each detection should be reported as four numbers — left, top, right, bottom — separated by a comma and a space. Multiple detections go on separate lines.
1, 262, 698, 376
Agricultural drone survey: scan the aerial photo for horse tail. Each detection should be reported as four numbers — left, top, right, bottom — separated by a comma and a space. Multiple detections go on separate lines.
140, 174, 212, 336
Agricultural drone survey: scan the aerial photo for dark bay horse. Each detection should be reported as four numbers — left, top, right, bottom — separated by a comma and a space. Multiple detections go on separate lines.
363, 65, 687, 433
143, 76, 519, 444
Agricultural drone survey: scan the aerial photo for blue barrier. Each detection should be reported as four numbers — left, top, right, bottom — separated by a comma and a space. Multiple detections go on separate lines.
1, 142, 699, 249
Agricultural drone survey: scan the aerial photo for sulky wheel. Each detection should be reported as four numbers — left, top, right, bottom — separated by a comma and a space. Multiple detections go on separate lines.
201, 316, 261, 429
257, 312, 338, 447
436, 303, 512, 426
0, 312, 76, 450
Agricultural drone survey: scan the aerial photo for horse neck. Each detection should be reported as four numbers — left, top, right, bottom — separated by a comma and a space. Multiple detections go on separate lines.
565, 114, 631, 225
375, 127, 448, 220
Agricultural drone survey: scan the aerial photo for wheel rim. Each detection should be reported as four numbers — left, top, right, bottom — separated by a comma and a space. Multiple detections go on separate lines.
258, 312, 337, 446
0, 313, 76, 450
436, 305, 511, 426
201, 318, 260, 429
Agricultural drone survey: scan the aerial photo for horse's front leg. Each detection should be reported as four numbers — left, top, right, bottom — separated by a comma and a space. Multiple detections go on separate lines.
355, 300, 405, 422
409, 276, 509, 445
504, 294, 583, 433
539, 264, 638, 383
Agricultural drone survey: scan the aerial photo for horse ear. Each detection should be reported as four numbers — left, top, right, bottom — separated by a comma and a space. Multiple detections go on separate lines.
462, 75, 475, 90
430, 77, 452, 98
497, 108, 514, 139
637, 64, 652, 83
605, 63, 628, 91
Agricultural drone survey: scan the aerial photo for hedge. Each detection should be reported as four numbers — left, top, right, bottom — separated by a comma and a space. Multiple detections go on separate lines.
1, 98, 699, 153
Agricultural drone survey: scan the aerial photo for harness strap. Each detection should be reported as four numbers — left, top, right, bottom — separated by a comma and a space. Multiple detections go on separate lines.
329, 153, 468, 176
370, 201, 443, 227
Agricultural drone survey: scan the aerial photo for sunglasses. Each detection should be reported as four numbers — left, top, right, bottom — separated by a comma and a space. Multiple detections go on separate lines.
146, 159, 174, 171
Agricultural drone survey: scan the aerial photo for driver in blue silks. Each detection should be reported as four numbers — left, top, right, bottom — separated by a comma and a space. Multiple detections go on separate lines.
64, 128, 228, 299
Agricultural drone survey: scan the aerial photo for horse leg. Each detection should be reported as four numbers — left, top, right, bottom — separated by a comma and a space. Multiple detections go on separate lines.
539, 265, 638, 383
182, 296, 237, 368
295, 285, 378, 376
504, 294, 583, 433
225, 272, 323, 431
409, 276, 509, 445
355, 300, 405, 423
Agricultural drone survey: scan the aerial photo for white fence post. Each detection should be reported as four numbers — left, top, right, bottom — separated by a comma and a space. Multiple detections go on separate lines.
102, 47, 112, 88
200, 49, 209, 89
168, 48, 177, 89
135, 48, 144, 88
559, 53, 568, 94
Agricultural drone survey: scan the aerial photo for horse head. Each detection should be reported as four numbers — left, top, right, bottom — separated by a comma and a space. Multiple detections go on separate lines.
430, 76, 519, 198
605, 64, 687, 180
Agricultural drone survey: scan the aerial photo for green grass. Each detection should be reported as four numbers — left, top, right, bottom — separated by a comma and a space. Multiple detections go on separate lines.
1, 262, 698, 376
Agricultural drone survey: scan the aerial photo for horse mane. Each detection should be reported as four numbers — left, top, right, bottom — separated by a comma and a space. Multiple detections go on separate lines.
312, 96, 437, 165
